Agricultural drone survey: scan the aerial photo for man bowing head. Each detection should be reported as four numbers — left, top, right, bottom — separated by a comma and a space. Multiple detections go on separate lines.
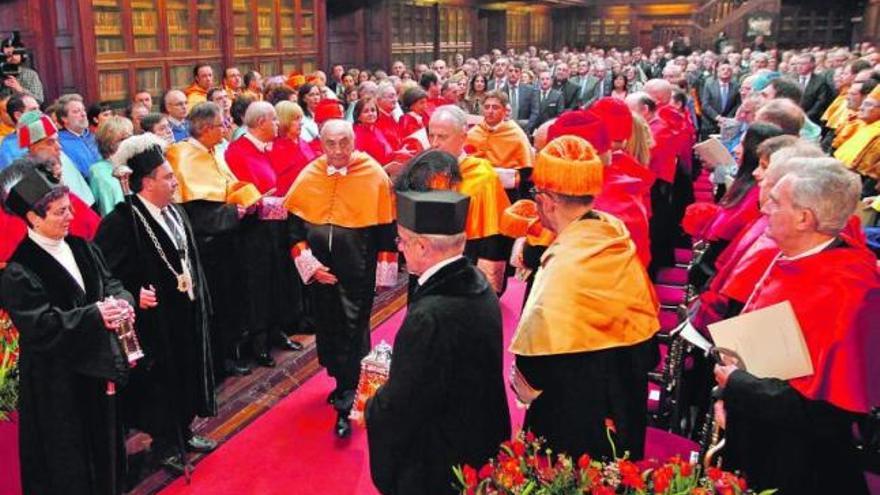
367, 189, 511, 495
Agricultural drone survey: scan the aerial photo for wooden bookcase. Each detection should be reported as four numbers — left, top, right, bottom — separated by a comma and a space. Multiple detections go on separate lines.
84, 0, 324, 108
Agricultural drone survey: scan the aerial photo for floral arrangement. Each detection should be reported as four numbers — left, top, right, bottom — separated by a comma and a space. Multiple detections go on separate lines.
0, 308, 19, 421
454, 427, 776, 495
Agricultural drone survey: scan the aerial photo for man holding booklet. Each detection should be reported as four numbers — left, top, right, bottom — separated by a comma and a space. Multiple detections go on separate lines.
712, 162, 880, 495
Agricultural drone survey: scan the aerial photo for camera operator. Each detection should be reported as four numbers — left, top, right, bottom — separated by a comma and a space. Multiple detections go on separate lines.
1, 36, 44, 104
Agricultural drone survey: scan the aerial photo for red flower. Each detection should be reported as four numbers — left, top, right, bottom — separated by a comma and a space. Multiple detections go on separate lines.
707, 466, 723, 481
737, 475, 748, 490
604, 418, 617, 433
652, 465, 674, 493
525, 430, 536, 443
478, 463, 493, 480
691, 489, 709, 495
618, 460, 645, 490
679, 460, 693, 477
577, 454, 591, 470
462, 465, 477, 487
511, 439, 526, 457
593, 485, 615, 495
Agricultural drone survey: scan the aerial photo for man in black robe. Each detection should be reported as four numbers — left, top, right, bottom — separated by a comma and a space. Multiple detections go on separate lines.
284, 119, 398, 438
1, 160, 134, 495
94, 134, 217, 475
367, 190, 511, 495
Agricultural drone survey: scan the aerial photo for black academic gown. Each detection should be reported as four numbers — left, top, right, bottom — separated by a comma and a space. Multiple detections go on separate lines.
94, 197, 215, 450
367, 258, 511, 495
290, 217, 396, 410
1, 236, 132, 495
237, 210, 302, 352
722, 370, 869, 495
516, 337, 658, 461
179, 199, 245, 369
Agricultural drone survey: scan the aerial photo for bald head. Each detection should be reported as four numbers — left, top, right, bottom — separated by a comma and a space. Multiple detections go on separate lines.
643, 79, 673, 106
755, 99, 805, 136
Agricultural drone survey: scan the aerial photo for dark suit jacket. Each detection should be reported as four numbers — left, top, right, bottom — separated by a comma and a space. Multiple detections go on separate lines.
528, 88, 564, 133
554, 79, 581, 110
506, 83, 537, 129
366, 258, 511, 495
573, 75, 610, 109
486, 77, 507, 92
800, 74, 833, 123
700, 78, 741, 135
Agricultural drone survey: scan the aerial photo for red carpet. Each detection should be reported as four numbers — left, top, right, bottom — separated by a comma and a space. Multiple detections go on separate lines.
159, 280, 528, 495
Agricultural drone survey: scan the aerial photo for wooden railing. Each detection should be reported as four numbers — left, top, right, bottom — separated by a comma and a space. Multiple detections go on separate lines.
691, 0, 782, 48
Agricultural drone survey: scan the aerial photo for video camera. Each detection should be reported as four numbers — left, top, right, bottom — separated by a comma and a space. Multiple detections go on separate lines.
0, 31, 26, 78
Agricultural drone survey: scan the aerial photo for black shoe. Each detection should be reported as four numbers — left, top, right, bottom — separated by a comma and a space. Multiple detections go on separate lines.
326, 388, 340, 405
276, 333, 304, 351
334, 413, 351, 438
186, 435, 217, 453
159, 455, 192, 476
255, 353, 276, 368
224, 359, 252, 377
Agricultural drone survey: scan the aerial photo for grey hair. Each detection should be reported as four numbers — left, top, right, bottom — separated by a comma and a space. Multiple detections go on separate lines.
358, 81, 379, 98
430, 105, 468, 132
189, 102, 222, 138
377, 81, 396, 98
244, 101, 275, 129
764, 146, 827, 186
320, 119, 354, 140
418, 232, 467, 253
781, 159, 861, 235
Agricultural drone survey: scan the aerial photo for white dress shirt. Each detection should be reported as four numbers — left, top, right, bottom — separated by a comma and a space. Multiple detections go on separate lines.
137, 194, 182, 249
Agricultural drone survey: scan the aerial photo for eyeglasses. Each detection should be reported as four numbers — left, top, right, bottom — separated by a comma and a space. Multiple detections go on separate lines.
529, 186, 548, 198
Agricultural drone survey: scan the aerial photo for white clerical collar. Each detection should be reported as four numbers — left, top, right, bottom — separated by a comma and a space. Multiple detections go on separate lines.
780, 237, 835, 261
418, 255, 463, 286
244, 132, 271, 152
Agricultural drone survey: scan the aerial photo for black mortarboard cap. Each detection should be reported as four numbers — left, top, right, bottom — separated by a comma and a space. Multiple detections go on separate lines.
0, 162, 57, 218
128, 145, 166, 186
397, 190, 470, 235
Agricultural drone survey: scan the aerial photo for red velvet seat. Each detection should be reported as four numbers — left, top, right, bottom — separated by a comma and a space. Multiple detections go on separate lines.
644, 427, 700, 462
656, 267, 688, 286
654, 284, 686, 306
674, 248, 693, 265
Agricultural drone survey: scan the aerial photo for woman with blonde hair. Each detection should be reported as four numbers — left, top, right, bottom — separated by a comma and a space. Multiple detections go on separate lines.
625, 113, 653, 166
269, 100, 317, 193
90, 116, 134, 215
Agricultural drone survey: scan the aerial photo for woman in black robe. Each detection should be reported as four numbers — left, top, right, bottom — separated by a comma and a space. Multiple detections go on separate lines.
0, 161, 134, 495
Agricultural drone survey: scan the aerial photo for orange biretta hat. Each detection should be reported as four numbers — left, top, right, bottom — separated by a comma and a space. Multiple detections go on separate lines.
533, 135, 604, 197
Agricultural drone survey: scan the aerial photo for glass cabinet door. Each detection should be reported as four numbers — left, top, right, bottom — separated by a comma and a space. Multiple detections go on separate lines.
233, 0, 255, 49
93, 0, 125, 54
131, 0, 159, 53
197, 0, 221, 51
166, 0, 191, 51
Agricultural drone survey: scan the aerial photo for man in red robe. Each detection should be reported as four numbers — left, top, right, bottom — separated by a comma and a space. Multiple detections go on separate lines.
714, 161, 879, 495
225, 101, 303, 367
375, 82, 401, 151
627, 91, 679, 273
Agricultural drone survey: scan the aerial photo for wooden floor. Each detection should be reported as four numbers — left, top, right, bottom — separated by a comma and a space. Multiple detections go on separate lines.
128, 275, 409, 495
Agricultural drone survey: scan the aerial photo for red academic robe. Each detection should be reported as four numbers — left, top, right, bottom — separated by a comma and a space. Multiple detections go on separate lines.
647, 115, 678, 184
593, 151, 655, 267
354, 123, 394, 165
658, 104, 695, 172
743, 234, 880, 413
225, 136, 277, 194
399, 111, 426, 140
269, 136, 318, 194
704, 186, 761, 242
0, 193, 99, 265
376, 110, 401, 151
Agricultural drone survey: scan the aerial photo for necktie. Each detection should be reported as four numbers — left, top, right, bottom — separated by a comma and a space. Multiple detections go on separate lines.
327, 165, 348, 176
510, 86, 519, 117
161, 207, 185, 254
541, 91, 547, 104
800, 76, 808, 89
720, 83, 728, 110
